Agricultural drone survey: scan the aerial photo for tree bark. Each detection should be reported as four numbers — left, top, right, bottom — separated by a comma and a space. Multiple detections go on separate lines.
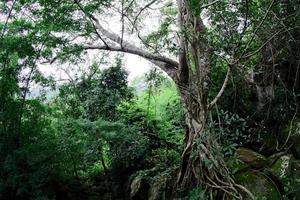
174, 1, 247, 199
175, 0, 210, 187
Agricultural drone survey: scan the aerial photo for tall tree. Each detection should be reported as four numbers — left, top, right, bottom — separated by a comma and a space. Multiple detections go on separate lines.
2, 0, 298, 198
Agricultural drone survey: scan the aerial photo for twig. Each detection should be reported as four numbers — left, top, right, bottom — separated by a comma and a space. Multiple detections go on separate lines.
1, 0, 17, 38
121, 0, 125, 48
238, 0, 275, 60
200, 0, 221, 10
73, 0, 109, 47
242, 27, 299, 59
132, 0, 158, 30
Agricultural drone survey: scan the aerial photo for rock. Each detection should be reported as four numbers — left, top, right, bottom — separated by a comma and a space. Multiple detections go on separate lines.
281, 120, 300, 159
235, 171, 281, 200
269, 154, 293, 182
290, 159, 300, 200
130, 175, 149, 200
266, 152, 286, 166
236, 147, 267, 168
225, 157, 249, 174
266, 155, 300, 199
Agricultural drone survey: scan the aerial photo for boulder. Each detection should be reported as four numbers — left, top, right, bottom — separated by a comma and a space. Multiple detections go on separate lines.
225, 157, 249, 174
269, 154, 293, 182
281, 120, 300, 159
290, 159, 300, 200
267, 154, 300, 199
235, 171, 281, 200
266, 152, 286, 166
236, 147, 267, 168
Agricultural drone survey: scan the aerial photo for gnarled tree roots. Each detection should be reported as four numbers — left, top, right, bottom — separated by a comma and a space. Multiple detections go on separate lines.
177, 135, 254, 200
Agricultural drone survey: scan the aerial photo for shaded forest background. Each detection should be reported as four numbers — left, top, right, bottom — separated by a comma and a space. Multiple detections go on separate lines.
1, 0, 300, 199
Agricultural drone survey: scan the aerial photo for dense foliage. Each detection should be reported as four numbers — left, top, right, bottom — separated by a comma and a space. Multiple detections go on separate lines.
0, 50, 183, 199
1, 0, 300, 199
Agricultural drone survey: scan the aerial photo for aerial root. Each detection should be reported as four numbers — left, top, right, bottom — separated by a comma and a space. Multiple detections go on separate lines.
178, 137, 255, 200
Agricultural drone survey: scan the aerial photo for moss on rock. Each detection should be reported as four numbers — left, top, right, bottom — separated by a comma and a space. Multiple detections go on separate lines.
235, 171, 281, 200
236, 148, 267, 168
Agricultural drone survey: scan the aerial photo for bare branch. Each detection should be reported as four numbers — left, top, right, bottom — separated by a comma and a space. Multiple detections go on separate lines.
1, 0, 17, 38
132, 0, 158, 30
207, 65, 231, 110
109, 4, 160, 53
73, 0, 178, 76
243, 27, 299, 59
121, 0, 125, 48
73, 0, 109, 47
124, 0, 135, 13
84, 44, 178, 68
58, 67, 75, 83
239, 0, 275, 60
200, 0, 221, 10
271, 10, 296, 42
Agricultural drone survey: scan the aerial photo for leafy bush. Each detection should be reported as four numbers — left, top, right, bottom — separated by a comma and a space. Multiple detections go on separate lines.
209, 110, 250, 156
188, 186, 207, 200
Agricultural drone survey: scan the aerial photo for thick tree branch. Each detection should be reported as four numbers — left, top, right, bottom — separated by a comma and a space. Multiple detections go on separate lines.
84, 44, 178, 68
74, 0, 178, 76
177, 0, 189, 84
84, 44, 178, 78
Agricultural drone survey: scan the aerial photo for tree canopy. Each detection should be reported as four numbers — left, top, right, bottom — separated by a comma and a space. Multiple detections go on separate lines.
1, 0, 300, 199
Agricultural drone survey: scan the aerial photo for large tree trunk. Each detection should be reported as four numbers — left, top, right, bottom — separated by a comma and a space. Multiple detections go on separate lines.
177, 85, 208, 188
174, 1, 251, 199
176, 85, 244, 199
